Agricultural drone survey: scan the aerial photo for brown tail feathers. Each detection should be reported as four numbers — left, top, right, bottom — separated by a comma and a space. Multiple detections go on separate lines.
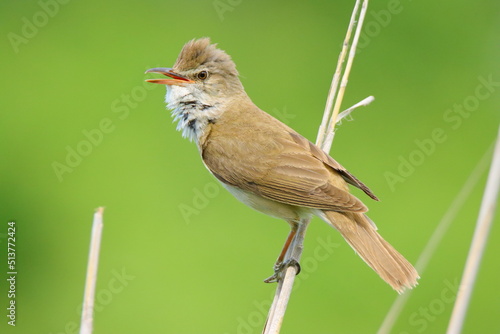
322, 211, 419, 293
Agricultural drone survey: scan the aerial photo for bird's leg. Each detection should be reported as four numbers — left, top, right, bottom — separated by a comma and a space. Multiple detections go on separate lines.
264, 219, 310, 283
263, 223, 298, 283
275, 225, 298, 271
285, 219, 310, 274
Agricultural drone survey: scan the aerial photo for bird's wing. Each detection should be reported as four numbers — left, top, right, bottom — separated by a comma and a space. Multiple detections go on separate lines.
288, 132, 379, 201
201, 127, 375, 213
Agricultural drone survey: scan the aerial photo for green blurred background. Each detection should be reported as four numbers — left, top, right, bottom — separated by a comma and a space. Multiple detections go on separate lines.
1, 0, 499, 333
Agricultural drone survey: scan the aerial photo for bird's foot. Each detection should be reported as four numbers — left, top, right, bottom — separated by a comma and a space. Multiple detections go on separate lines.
263, 259, 301, 283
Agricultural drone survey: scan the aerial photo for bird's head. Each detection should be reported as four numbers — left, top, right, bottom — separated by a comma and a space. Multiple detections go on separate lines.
145, 38, 244, 103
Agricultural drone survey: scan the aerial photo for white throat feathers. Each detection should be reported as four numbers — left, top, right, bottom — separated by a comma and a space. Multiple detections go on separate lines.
165, 85, 221, 143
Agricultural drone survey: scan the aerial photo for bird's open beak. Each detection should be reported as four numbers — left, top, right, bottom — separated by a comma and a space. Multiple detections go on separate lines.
144, 67, 194, 85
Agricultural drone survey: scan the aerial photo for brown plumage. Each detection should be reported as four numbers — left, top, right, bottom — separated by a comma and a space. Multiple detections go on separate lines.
146, 38, 419, 293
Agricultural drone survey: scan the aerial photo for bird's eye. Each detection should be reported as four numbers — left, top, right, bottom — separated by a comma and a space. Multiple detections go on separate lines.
197, 71, 208, 80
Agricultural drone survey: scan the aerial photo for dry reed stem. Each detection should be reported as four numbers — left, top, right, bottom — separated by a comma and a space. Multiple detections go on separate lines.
321, 0, 370, 154
263, 221, 309, 334
377, 143, 494, 334
79, 207, 105, 334
263, 1, 370, 333
447, 125, 500, 334
316, 0, 362, 148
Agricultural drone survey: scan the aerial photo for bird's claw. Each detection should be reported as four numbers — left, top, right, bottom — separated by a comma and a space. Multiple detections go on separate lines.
263, 259, 301, 283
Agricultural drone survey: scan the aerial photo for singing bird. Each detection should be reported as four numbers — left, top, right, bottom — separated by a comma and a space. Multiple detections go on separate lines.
146, 38, 419, 293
